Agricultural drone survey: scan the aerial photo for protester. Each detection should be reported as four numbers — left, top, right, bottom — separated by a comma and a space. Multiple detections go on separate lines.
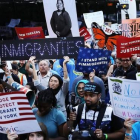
7, 123, 49, 140
113, 57, 137, 80
71, 72, 106, 101
11, 64, 27, 86
124, 118, 140, 140
63, 82, 125, 140
33, 88, 66, 139
31, 56, 69, 117
0, 63, 20, 87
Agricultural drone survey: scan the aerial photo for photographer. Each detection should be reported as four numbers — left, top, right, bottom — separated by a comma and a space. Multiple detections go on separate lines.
63, 82, 125, 140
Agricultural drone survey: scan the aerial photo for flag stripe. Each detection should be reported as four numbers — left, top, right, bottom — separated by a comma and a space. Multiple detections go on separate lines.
0, 118, 36, 124
19, 113, 34, 116
11, 97, 27, 100
0, 91, 25, 96
19, 107, 31, 110
18, 102, 29, 105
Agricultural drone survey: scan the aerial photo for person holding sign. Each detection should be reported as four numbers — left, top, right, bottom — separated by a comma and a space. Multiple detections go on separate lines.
63, 82, 125, 140
124, 118, 140, 140
31, 56, 69, 117
7, 123, 49, 140
50, 0, 72, 37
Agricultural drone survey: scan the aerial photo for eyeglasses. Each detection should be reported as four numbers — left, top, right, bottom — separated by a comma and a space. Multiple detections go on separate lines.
121, 59, 130, 62
77, 87, 84, 91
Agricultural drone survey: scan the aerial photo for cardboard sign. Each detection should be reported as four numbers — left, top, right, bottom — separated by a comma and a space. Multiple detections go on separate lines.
0, 37, 84, 60
0, 91, 41, 134
117, 36, 140, 58
108, 77, 140, 121
83, 11, 104, 28
76, 48, 111, 73
122, 18, 140, 37
15, 27, 45, 39
79, 27, 91, 41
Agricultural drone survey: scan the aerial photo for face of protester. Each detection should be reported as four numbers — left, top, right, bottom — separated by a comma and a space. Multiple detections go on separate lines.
77, 83, 85, 98
84, 92, 101, 109
38, 102, 52, 116
29, 132, 44, 140
12, 69, 18, 75
121, 58, 131, 69
2, 64, 8, 72
39, 61, 49, 74
19, 60, 26, 66
57, 0, 64, 11
49, 76, 59, 89
116, 59, 122, 68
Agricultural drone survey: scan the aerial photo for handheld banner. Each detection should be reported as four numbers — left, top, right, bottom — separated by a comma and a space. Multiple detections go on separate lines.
0, 91, 41, 134
79, 27, 91, 41
15, 27, 45, 39
108, 77, 140, 121
83, 11, 104, 28
91, 22, 120, 51
0, 80, 35, 107
76, 48, 111, 73
122, 18, 140, 37
43, 0, 79, 38
117, 36, 140, 58
0, 37, 84, 60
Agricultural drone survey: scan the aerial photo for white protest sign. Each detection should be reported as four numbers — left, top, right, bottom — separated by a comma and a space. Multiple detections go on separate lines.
83, 11, 104, 28
111, 24, 122, 31
108, 77, 140, 121
119, 0, 136, 20
136, 73, 140, 81
0, 91, 41, 134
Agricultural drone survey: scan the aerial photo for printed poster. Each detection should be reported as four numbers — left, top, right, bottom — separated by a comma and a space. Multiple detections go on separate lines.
42, 0, 79, 38
108, 77, 140, 121
0, 91, 41, 134
76, 48, 111, 73
15, 27, 45, 39
122, 18, 140, 37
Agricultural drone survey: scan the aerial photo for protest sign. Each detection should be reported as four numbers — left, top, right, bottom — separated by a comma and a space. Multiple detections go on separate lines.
8, 19, 20, 28
122, 18, 140, 37
117, 36, 140, 58
119, 0, 136, 20
15, 27, 45, 39
76, 48, 111, 73
43, 0, 79, 38
79, 27, 91, 41
83, 11, 104, 28
136, 72, 140, 81
108, 77, 140, 121
91, 22, 121, 51
0, 37, 84, 60
0, 91, 41, 134
111, 24, 122, 31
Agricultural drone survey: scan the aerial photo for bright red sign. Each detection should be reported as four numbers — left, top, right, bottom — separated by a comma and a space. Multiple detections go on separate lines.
79, 27, 91, 41
117, 36, 140, 58
15, 27, 45, 39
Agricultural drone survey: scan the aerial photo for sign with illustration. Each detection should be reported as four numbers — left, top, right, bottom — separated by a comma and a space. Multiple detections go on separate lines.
91, 22, 121, 51
108, 77, 140, 121
0, 91, 41, 134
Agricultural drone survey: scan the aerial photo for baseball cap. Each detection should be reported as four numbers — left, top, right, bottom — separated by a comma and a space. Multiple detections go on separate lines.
84, 82, 101, 94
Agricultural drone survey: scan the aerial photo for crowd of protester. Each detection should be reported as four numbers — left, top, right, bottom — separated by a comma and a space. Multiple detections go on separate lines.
0, 51, 140, 140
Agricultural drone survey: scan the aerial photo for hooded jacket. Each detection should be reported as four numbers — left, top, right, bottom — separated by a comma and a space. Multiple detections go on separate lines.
75, 80, 89, 104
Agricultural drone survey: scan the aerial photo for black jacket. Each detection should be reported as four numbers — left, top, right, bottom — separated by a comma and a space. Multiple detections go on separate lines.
113, 65, 137, 80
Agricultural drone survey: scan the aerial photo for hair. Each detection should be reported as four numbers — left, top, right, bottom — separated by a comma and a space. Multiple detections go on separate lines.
37, 88, 57, 107
49, 60, 54, 66
27, 123, 49, 140
26, 82, 37, 94
49, 74, 63, 95
120, 57, 131, 61
11, 64, 18, 71
39, 60, 50, 67
57, 0, 65, 13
